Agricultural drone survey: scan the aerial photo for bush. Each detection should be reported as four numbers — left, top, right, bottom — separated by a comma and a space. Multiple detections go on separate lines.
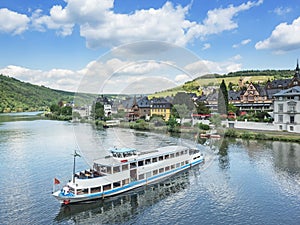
254, 133, 267, 140
198, 123, 210, 130
241, 131, 253, 139
224, 128, 237, 138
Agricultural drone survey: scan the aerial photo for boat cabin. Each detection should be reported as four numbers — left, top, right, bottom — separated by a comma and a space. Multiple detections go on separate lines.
110, 147, 138, 159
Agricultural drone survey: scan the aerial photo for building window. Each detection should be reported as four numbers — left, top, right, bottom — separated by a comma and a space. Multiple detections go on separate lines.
278, 104, 283, 112
290, 116, 295, 124
290, 126, 294, 131
279, 125, 282, 130
278, 115, 283, 123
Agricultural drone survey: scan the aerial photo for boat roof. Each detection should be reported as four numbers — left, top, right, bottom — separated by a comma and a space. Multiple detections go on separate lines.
110, 147, 137, 153
94, 145, 188, 166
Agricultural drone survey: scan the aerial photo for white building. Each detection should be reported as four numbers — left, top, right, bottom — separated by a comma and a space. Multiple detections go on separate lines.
273, 86, 300, 133
104, 104, 112, 117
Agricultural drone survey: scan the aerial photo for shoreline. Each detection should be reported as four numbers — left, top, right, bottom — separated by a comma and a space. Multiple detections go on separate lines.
116, 121, 300, 143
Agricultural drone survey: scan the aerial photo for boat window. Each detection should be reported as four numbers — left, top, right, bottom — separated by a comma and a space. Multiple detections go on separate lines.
152, 157, 157, 163
122, 164, 129, 171
138, 160, 144, 167
100, 165, 107, 173
170, 153, 174, 158
103, 184, 111, 191
185, 160, 189, 165
113, 166, 120, 173
122, 179, 129, 186
91, 186, 101, 193
176, 163, 180, 168
139, 174, 145, 180
184, 150, 188, 154
77, 188, 88, 195
130, 162, 137, 169
159, 156, 163, 161
153, 169, 158, 175
165, 166, 170, 171
113, 181, 121, 188
145, 159, 151, 165
164, 154, 169, 159
106, 166, 112, 174
181, 162, 184, 166
159, 168, 164, 173
180, 151, 184, 155
171, 164, 175, 169
176, 152, 180, 157
146, 172, 151, 178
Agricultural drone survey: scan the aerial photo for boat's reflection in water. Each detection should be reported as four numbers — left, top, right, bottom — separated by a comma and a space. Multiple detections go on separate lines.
55, 170, 191, 224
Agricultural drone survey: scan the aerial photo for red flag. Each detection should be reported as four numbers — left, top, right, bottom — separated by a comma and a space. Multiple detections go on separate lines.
54, 178, 60, 185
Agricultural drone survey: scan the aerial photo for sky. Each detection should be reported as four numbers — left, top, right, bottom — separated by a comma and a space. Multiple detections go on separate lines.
0, 0, 300, 94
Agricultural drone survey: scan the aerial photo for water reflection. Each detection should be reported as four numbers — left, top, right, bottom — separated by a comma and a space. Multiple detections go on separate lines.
54, 171, 190, 224
272, 142, 300, 174
0, 112, 44, 123
218, 139, 230, 170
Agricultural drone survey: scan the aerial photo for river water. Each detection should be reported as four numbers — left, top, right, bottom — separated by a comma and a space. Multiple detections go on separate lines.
0, 113, 299, 225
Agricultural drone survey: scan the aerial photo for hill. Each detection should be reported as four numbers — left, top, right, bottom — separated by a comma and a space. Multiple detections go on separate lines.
0, 74, 95, 113
150, 69, 294, 98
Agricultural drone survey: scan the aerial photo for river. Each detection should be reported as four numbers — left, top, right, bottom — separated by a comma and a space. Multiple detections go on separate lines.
0, 113, 299, 224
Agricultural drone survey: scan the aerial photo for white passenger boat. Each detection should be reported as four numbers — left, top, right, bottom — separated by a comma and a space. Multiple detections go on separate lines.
52, 145, 204, 204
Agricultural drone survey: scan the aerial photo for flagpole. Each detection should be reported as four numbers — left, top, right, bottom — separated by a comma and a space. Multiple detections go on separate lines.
73, 151, 76, 183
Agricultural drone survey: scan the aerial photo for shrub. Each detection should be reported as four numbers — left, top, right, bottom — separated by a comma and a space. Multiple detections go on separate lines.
254, 133, 267, 140
198, 123, 210, 130
241, 131, 253, 139
224, 128, 237, 138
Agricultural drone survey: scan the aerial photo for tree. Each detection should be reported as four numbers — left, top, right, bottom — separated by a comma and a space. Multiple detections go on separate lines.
60, 106, 72, 116
166, 115, 180, 132
218, 80, 228, 115
210, 114, 222, 127
50, 104, 60, 113
91, 102, 104, 120
195, 101, 210, 114
172, 92, 195, 111
228, 103, 239, 115
172, 104, 190, 119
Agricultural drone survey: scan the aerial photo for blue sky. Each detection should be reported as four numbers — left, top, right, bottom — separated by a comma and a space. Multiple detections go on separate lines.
0, 0, 300, 93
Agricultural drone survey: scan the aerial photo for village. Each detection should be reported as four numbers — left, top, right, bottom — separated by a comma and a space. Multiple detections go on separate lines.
71, 62, 300, 134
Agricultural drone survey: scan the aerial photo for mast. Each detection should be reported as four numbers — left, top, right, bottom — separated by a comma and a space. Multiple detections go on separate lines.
72, 150, 81, 183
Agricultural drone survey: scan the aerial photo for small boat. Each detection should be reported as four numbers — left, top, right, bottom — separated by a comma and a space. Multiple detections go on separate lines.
52, 145, 204, 204
200, 133, 221, 139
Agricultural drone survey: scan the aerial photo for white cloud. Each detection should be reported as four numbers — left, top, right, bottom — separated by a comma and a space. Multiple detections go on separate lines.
0, 65, 81, 91
0, 8, 30, 34
175, 74, 190, 82
28, 0, 262, 48
230, 54, 242, 61
0, 55, 243, 94
232, 38, 251, 48
184, 59, 242, 76
202, 43, 211, 50
255, 16, 300, 53
273, 7, 292, 16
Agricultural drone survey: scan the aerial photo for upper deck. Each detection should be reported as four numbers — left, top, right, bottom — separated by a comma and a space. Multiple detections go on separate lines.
93, 145, 189, 167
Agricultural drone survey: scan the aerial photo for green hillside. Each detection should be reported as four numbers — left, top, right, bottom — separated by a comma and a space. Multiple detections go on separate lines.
0, 74, 95, 113
150, 69, 294, 98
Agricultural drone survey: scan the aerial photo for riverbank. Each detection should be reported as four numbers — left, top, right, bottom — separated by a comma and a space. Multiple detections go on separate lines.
117, 120, 300, 143
223, 128, 300, 143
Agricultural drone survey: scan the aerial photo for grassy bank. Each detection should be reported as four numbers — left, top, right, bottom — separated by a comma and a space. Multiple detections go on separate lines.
224, 128, 300, 143
118, 120, 300, 143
